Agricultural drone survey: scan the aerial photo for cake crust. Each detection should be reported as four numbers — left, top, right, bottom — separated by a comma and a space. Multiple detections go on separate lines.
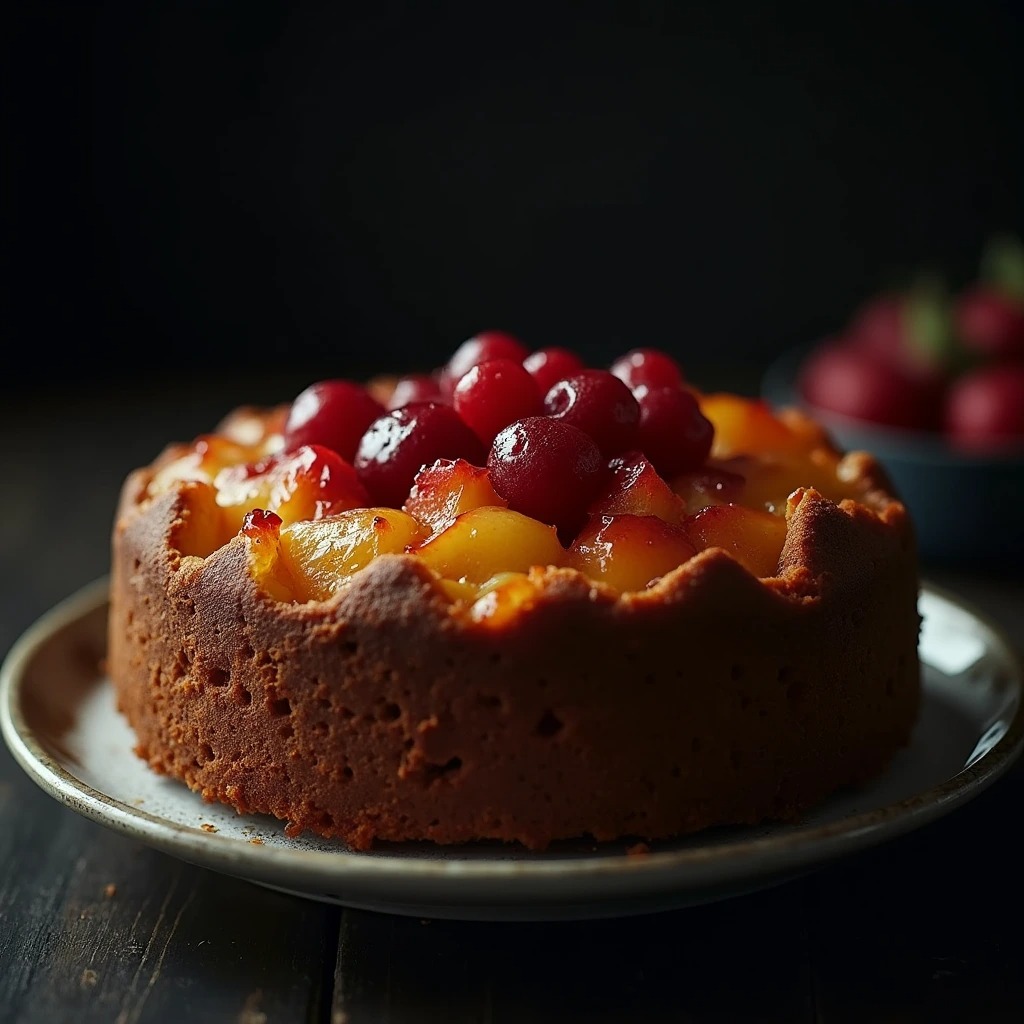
107, 447, 921, 851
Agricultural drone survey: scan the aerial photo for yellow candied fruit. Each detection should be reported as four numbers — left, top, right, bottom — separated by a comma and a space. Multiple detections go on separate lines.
587, 452, 686, 524
699, 394, 813, 460
685, 504, 789, 578
712, 449, 849, 516
278, 508, 429, 602
673, 396, 863, 517
149, 435, 261, 497
435, 578, 480, 604
413, 506, 566, 586
217, 405, 288, 447
468, 572, 542, 626
567, 514, 698, 594
171, 482, 236, 558
240, 508, 300, 602
404, 458, 509, 537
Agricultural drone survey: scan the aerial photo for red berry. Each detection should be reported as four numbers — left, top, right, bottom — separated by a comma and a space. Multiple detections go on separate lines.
847, 294, 906, 357
635, 387, 714, 476
442, 330, 530, 395
523, 346, 586, 395
487, 416, 604, 537
354, 402, 485, 508
543, 369, 640, 456
283, 379, 385, 462
954, 285, 1024, 360
610, 347, 686, 396
242, 508, 283, 535
798, 342, 942, 431
453, 358, 543, 445
387, 373, 445, 410
944, 363, 1024, 450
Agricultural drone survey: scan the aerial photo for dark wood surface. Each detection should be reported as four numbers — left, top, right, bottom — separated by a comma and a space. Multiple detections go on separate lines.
2, 374, 1022, 1024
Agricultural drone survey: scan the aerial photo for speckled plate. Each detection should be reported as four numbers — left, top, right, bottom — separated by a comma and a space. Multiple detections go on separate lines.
2, 577, 1022, 921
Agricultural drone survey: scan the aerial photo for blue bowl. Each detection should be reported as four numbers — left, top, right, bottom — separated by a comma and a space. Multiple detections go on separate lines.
761, 345, 1024, 567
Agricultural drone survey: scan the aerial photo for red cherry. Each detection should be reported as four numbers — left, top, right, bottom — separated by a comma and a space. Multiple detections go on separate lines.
442, 330, 531, 396
798, 342, 942, 431
954, 285, 1024, 360
944, 363, 1024, 450
523, 347, 586, 395
487, 416, 604, 537
609, 347, 686, 396
543, 369, 641, 456
635, 387, 714, 476
354, 402, 485, 508
387, 373, 445, 410
453, 358, 543, 445
283, 379, 385, 462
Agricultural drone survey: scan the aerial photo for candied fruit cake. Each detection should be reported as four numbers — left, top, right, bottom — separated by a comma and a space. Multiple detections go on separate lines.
107, 333, 922, 851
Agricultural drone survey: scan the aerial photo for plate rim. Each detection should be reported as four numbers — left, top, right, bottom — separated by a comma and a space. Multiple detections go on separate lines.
2, 576, 1022, 908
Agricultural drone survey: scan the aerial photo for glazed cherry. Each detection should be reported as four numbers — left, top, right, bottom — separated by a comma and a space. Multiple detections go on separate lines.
635, 386, 714, 476
387, 372, 445, 410
354, 402, 485, 508
610, 347, 686, 396
442, 330, 531, 396
522, 346, 586, 395
283, 379, 385, 463
543, 369, 640, 456
487, 416, 604, 537
453, 357, 543, 445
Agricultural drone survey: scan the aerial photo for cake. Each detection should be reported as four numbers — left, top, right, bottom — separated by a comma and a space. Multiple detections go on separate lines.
107, 333, 922, 851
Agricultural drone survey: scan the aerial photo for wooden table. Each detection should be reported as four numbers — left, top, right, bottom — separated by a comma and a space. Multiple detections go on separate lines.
2, 374, 1022, 1023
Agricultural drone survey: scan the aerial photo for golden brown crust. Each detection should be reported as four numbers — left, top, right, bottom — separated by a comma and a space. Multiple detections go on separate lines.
107, 445, 921, 850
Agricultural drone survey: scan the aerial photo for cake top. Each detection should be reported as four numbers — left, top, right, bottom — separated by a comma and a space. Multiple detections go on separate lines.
131, 332, 905, 619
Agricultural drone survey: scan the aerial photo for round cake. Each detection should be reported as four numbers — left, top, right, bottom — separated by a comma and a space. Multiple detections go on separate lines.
107, 335, 922, 851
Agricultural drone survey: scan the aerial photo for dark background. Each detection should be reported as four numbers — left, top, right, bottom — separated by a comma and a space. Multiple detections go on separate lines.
6, 1, 1024, 399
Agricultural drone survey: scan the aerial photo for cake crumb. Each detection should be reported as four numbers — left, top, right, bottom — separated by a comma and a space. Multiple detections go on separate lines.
103, 883, 117, 899
626, 842, 651, 856
201, 822, 218, 833
249, 837, 265, 845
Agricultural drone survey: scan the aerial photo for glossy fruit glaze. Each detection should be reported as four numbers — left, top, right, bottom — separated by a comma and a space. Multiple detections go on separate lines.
143, 331, 877, 619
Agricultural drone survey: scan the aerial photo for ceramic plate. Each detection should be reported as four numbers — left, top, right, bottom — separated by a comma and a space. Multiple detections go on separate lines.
2, 577, 1021, 921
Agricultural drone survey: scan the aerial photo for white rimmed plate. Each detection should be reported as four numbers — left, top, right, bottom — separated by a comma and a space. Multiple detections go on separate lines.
2, 577, 1021, 921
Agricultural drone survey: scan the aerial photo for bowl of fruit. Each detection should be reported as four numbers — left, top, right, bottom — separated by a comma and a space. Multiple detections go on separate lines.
762, 234, 1024, 565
